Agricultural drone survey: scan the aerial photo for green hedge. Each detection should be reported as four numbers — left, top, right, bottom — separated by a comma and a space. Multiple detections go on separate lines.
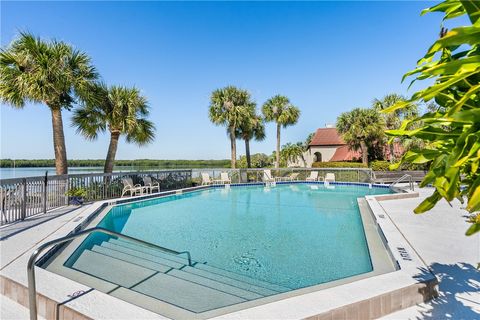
370, 160, 391, 171
370, 160, 428, 171
311, 161, 367, 168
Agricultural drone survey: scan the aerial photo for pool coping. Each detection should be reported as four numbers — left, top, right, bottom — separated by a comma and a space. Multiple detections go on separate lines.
0, 181, 438, 320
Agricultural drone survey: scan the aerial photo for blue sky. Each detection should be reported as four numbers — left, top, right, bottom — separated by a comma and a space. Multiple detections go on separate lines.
1, 1, 445, 160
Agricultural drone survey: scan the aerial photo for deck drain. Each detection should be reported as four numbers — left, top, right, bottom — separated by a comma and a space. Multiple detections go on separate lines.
67, 290, 85, 298
396, 247, 412, 261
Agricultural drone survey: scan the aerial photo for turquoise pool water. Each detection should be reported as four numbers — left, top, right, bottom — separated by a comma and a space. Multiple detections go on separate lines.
67, 183, 391, 289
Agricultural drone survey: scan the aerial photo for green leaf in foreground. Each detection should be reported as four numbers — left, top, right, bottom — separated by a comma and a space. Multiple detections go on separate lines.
385, 0, 480, 235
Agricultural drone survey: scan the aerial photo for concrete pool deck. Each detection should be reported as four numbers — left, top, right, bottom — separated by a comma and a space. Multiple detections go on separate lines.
378, 187, 480, 320
0, 184, 477, 319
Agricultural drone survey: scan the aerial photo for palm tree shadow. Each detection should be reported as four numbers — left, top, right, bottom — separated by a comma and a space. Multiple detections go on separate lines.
413, 262, 480, 320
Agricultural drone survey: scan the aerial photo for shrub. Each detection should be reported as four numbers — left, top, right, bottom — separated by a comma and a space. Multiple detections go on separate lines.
237, 153, 273, 168
370, 160, 428, 171
66, 187, 87, 197
311, 161, 367, 168
370, 160, 391, 171
398, 162, 428, 171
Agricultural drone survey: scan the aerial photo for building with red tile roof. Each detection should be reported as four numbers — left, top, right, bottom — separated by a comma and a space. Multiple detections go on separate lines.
287, 127, 403, 167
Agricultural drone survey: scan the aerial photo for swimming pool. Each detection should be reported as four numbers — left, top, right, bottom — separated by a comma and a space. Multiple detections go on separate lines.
47, 183, 395, 317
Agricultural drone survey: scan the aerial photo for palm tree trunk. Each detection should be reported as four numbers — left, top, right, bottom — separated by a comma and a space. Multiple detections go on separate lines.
50, 107, 68, 175
276, 123, 281, 168
245, 138, 251, 168
104, 131, 120, 173
230, 128, 236, 169
301, 154, 307, 167
360, 140, 369, 165
389, 143, 395, 163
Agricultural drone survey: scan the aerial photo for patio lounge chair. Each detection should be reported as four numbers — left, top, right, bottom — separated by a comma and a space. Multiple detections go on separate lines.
306, 171, 319, 181
143, 176, 160, 194
325, 173, 336, 182
263, 169, 275, 183
220, 172, 231, 184
201, 173, 222, 185
276, 172, 299, 182
201, 173, 212, 185
121, 178, 146, 197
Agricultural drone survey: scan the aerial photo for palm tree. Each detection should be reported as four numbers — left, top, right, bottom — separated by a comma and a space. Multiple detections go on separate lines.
0, 32, 98, 174
336, 108, 384, 165
235, 103, 265, 168
280, 142, 305, 167
209, 86, 251, 169
372, 94, 418, 162
72, 84, 155, 173
262, 95, 300, 168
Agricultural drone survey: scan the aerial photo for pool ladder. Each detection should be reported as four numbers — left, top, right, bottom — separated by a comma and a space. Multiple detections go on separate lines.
27, 227, 193, 320
389, 174, 414, 191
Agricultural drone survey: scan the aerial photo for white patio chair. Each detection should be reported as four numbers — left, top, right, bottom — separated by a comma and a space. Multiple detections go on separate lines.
306, 171, 319, 181
325, 173, 336, 182
263, 169, 275, 183
201, 173, 222, 185
276, 172, 299, 182
121, 178, 145, 197
201, 173, 212, 185
143, 176, 160, 194
220, 172, 231, 184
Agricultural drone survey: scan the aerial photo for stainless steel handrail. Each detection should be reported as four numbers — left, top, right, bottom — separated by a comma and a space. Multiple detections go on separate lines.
27, 227, 192, 320
389, 174, 414, 191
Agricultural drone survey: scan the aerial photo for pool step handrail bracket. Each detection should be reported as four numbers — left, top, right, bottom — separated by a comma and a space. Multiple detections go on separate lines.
389, 174, 414, 191
27, 226, 193, 320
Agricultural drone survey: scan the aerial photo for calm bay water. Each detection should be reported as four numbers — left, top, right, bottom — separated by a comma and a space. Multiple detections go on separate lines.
0, 167, 145, 179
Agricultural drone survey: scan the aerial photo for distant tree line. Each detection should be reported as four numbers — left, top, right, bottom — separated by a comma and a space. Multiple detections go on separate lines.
0, 159, 231, 168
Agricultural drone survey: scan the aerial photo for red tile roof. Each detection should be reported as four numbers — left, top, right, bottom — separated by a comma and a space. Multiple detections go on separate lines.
330, 145, 361, 161
309, 128, 345, 146
309, 127, 404, 162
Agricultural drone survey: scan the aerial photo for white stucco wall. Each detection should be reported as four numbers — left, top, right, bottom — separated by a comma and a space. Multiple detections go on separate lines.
287, 146, 341, 168
307, 146, 340, 164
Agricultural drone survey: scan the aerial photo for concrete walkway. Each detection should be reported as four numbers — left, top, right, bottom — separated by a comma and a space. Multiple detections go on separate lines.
379, 187, 480, 320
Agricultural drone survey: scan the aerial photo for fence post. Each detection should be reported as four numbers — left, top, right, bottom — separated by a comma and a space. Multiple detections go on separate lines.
21, 178, 27, 220
65, 175, 69, 205
43, 172, 48, 213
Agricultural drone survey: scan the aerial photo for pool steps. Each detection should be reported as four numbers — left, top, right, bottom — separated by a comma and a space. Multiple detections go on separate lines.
92, 245, 267, 299
69, 237, 290, 313
109, 238, 290, 292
